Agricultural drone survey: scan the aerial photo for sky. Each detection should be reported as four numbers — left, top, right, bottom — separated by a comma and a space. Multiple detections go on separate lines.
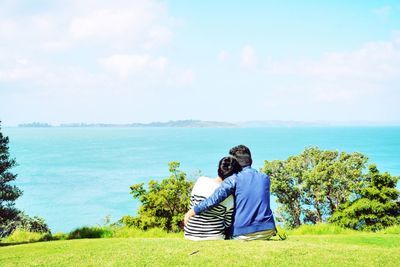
1, 0, 400, 125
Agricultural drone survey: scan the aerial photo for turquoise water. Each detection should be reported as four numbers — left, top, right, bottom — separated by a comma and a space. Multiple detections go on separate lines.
3, 127, 400, 232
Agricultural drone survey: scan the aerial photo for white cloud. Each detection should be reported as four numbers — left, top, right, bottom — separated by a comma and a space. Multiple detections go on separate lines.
256, 34, 400, 110
145, 26, 173, 49
176, 69, 195, 85
98, 54, 168, 78
241, 44, 256, 68
69, 8, 149, 41
0, 58, 44, 82
0, 0, 175, 56
266, 35, 400, 81
0, 0, 196, 126
42, 41, 72, 52
218, 50, 229, 62
0, 0, 186, 86
0, 19, 18, 37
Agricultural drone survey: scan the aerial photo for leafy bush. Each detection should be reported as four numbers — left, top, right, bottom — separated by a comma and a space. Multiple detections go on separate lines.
1, 212, 50, 238
12, 212, 50, 233
263, 147, 367, 228
68, 226, 113, 239
288, 223, 358, 235
125, 162, 193, 232
330, 165, 400, 231
52, 232, 68, 240
2, 229, 50, 243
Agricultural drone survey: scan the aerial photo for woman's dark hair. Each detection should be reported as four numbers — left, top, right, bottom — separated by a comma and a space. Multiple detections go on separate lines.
218, 156, 242, 179
229, 144, 252, 167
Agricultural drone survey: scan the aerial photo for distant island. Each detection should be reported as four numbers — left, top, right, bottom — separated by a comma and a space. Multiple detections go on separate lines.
18, 122, 53, 127
18, 120, 237, 128
17, 120, 400, 128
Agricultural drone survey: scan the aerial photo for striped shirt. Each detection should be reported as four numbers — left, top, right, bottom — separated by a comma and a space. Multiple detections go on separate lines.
184, 176, 234, 241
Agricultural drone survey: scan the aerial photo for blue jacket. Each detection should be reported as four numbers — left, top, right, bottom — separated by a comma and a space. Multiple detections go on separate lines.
194, 167, 276, 237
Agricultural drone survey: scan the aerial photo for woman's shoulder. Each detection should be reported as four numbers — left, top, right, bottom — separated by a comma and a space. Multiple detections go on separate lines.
192, 176, 219, 196
195, 176, 214, 185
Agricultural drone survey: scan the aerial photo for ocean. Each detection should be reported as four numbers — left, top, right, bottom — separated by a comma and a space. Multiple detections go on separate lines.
3, 127, 400, 232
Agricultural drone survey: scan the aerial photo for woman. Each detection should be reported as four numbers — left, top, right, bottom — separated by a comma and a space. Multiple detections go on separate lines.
184, 156, 242, 240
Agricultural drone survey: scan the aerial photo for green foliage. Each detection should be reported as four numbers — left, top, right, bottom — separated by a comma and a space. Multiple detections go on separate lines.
0, 122, 50, 238
379, 225, 400, 234
263, 157, 304, 228
124, 162, 194, 232
65, 226, 182, 240
52, 232, 69, 240
112, 226, 182, 238
263, 147, 367, 228
287, 223, 358, 235
330, 165, 400, 231
68, 226, 113, 239
2, 229, 51, 243
0, 121, 23, 237
10, 212, 50, 234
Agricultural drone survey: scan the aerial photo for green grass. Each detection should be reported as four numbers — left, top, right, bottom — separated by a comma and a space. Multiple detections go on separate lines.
379, 224, 400, 234
0, 234, 399, 266
287, 223, 359, 235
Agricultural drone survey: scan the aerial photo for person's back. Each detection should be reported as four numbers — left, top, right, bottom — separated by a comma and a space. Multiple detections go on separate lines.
184, 176, 233, 240
231, 166, 275, 237
184, 157, 241, 241
185, 145, 276, 240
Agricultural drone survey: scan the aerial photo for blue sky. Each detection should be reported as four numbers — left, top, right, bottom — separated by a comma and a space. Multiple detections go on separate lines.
1, 0, 400, 125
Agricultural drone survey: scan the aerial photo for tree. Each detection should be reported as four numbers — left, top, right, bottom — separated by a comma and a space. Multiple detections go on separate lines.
263, 147, 367, 228
121, 162, 194, 232
262, 156, 304, 228
0, 122, 50, 237
0, 121, 23, 237
330, 165, 400, 231
301, 148, 367, 223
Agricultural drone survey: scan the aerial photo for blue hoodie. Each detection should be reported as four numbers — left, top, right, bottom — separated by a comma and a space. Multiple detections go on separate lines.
193, 166, 276, 237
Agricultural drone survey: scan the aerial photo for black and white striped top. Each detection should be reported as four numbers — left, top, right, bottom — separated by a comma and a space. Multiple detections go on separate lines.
184, 176, 234, 241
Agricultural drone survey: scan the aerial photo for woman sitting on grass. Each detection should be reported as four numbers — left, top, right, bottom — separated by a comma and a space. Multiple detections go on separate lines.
184, 156, 242, 240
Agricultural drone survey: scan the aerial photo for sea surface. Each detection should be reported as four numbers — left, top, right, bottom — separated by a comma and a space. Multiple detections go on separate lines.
3, 127, 400, 232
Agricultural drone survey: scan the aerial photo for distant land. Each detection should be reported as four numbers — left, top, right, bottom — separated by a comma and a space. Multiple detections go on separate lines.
16, 120, 400, 128
18, 120, 237, 128
18, 122, 53, 127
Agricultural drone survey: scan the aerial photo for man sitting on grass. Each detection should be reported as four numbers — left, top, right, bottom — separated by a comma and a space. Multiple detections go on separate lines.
184, 145, 277, 240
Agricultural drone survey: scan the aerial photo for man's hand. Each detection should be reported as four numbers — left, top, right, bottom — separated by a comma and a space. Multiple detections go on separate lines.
184, 209, 196, 226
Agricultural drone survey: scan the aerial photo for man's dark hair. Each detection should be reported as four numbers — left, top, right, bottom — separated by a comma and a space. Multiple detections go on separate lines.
229, 145, 252, 167
217, 157, 242, 179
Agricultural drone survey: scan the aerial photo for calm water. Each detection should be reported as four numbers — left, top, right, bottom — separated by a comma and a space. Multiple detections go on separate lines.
4, 127, 400, 232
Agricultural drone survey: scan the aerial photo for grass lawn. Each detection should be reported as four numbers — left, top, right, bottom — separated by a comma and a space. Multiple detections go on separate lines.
0, 234, 399, 266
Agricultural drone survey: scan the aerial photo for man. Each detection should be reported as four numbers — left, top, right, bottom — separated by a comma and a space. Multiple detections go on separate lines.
184, 145, 276, 240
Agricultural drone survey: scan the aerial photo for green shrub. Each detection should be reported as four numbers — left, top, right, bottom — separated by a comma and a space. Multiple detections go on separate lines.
126, 162, 193, 232
2, 212, 51, 238
68, 226, 113, 239
330, 165, 399, 232
112, 227, 183, 238
2, 229, 49, 243
52, 232, 68, 240
288, 223, 358, 235
380, 225, 400, 234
